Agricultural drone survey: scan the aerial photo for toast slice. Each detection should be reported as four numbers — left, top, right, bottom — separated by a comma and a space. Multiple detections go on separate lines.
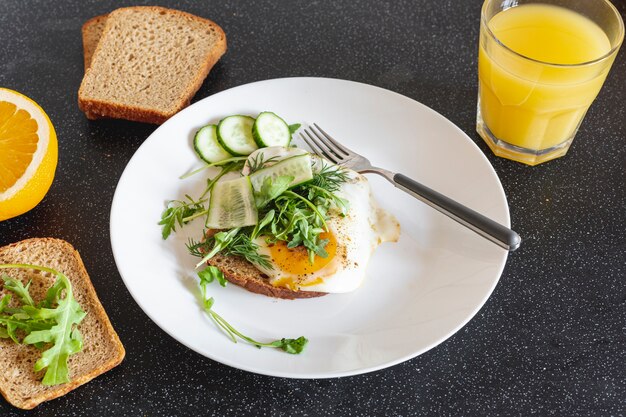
81, 14, 108, 71
207, 254, 327, 300
78, 6, 227, 124
0, 238, 125, 410
80, 14, 108, 119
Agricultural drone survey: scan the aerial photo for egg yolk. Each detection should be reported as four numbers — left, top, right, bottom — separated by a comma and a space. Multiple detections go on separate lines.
269, 232, 337, 276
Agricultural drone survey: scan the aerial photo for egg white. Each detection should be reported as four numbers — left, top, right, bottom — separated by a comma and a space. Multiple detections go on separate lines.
253, 162, 400, 293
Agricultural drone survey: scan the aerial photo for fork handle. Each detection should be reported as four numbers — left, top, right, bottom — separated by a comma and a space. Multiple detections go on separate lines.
393, 173, 521, 251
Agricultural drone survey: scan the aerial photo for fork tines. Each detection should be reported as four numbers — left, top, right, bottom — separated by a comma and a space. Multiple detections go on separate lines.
300, 124, 351, 164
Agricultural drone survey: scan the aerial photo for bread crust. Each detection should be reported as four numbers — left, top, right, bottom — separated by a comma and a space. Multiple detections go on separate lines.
0, 238, 125, 410
81, 14, 108, 71
78, 6, 227, 124
207, 254, 327, 300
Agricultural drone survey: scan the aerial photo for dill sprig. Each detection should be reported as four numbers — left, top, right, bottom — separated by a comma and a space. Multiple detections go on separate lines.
247, 153, 280, 174
311, 163, 349, 192
161, 145, 351, 268
187, 232, 272, 270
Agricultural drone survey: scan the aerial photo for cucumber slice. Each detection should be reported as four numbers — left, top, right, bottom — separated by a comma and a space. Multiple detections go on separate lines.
250, 154, 313, 192
217, 115, 258, 156
242, 146, 308, 175
207, 176, 258, 229
252, 112, 292, 148
193, 124, 232, 163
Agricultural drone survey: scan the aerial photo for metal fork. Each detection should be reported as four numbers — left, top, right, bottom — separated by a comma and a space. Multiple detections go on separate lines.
300, 124, 521, 251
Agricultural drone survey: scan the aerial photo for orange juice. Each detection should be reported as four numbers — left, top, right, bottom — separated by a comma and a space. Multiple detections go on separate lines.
477, 3, 618, 164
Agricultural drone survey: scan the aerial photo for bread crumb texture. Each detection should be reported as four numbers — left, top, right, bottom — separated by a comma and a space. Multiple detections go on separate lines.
0, 238, 125, 410
82, 14, 108, 71
208, 254, 326, 300
78, 6, 227, 124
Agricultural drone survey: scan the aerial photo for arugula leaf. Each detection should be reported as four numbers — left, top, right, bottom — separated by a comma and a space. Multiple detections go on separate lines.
254, 175, 294, 208
250, 210, 275, 240
0, 315, 54, 330
23, 273, 86, 385
22, 273, 86, 386
197, 271, 308, 354
159, 195, 206, 240
2, 274, 34, 307
160, 161, 246, 240
0, 294, 11, 313
287, 220, 329, 263
3, 320, 20, 344
0, 264, 87, 386
281, 190, 328, 231
192, 227, 242, 268
288, 123, 301, 135
193, 166, 349, 267
174, 137, 350, 268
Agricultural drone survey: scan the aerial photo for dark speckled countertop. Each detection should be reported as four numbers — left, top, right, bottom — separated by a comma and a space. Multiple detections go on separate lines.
1, 0, 625, 416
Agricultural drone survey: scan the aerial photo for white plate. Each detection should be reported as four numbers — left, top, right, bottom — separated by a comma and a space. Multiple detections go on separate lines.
110, 77, 509, 378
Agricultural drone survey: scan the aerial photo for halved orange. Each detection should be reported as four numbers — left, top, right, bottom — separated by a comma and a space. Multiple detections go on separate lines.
0, 88, 57, 221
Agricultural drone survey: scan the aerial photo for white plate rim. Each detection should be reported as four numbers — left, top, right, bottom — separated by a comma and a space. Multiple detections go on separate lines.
110, 76, 509, 379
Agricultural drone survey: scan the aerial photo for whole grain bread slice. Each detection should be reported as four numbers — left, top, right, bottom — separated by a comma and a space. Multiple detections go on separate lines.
0, 238, 125, 410
80, 14, 109, 119
81, 14, 108, 71
78, 6, 227, 124
207, 254, 327, 300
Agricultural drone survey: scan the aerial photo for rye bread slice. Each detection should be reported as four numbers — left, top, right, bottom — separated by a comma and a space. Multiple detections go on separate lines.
207, 254, 327, 300
81, 14, 107, 71
0, 238, 125, 410
80, 14, 108, 119
78, 6, 227, 124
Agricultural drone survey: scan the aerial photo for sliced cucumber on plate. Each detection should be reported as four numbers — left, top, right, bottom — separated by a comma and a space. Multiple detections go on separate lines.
252, 112, 292, 148
242, 146, 309, 175
217, 115, 258, 156
207, 176, 258, 229
250, 154, 313, 191
193, 124, 232, 163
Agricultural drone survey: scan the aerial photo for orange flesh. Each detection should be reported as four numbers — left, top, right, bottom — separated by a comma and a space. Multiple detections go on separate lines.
0, 101, 38, 192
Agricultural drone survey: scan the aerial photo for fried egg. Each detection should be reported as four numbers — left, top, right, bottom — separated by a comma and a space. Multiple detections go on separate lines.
252, 160, 400, 293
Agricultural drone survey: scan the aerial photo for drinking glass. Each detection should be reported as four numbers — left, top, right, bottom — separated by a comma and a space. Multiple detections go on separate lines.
477, 0, 624, 165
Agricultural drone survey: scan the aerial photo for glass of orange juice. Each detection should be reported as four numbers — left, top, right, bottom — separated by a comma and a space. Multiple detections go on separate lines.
477, 0, 624, 165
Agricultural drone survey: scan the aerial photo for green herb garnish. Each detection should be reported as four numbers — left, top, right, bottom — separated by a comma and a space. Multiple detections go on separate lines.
159, 160, 245, 239
197, 268, 307, 354
247, 153, 281, 174
188, 229, 272, 271
159, 116, 342, 353
0, 264, 87, 386
311, 162, 350, 192
158, 195, 206, 239
189, 163, 349, 268
288, 123, 301, 135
